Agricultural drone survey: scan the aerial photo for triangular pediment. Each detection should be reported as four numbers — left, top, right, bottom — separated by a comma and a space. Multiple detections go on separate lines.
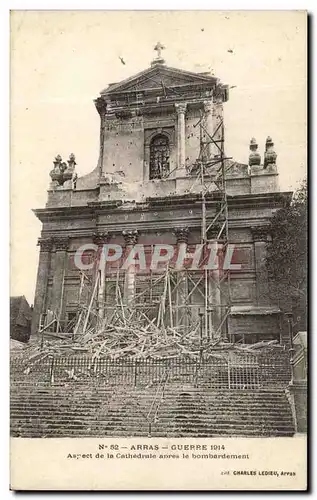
101, 64, 218, 95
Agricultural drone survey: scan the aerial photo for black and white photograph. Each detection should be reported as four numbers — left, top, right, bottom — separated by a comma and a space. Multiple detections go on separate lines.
9, 10, 307, 490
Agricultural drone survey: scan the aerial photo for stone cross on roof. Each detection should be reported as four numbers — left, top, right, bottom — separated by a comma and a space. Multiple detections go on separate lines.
154, 41, 165, 59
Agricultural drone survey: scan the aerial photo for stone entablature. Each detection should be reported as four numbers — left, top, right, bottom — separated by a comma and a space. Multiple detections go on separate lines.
46, 167, 281, 208
35, 192, 292, 246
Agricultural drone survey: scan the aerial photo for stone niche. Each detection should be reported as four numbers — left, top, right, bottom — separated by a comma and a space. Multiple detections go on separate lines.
144, 125, 176, 181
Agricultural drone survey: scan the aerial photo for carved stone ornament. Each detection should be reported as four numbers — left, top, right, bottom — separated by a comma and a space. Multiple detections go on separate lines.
92, 231, 111, 247
49, 154, 77, 186
37, 237, 53, 252
49, 155, 67, 185
175, 102, 187, 115
264, 136, 277, 168
63, 153, 77, 182
122, 230, 139, 246
53, 236, 70, 251
174, 227, 189, 244
203, 100, 213, 114
249, 138, 261, 167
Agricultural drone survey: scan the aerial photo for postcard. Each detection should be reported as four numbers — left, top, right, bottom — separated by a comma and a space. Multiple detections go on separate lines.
10, 10, 307, 491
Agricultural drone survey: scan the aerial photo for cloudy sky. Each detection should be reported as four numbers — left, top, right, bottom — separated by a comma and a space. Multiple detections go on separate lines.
10, 10, 307, 303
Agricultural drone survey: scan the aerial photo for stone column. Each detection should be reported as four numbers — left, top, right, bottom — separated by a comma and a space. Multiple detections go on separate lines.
174, 227, 189, 330
251, 226, 270, 306
207, 225, 222, 339
31, 237, 53, 335
175, 102, 187, 175
93, 231, 111, 320
51, 236, 69, 324
213, 99, 224, 156
203, 100, 213, 161
122, 230, 139, 307
204, 98, 224, 162
94, 97, 107, 180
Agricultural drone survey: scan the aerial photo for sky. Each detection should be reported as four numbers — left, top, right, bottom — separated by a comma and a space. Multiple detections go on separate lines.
10, 10, 307, 304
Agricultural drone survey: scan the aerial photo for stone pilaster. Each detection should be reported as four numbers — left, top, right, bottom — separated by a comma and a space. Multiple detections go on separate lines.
122, 230, 139, 306
94, 97, 107, 180
203, 97, 224, 162
51, 236, 69, 323
93, 231, 111, 319
251, 226, 271, 306
203, 100, 213, 161
174, 227, 189, 329
31, 237, 53, 335
175, 103, 187, 175
206, 224, 222, 339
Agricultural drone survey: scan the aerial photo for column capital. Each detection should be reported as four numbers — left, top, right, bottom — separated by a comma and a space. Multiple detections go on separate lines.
251, 226, 271, 242
53, 236, 70, 251
37, 237, 53, 252
175, 102, 187, 115
174, 227, 189, 244
203, 100, 213, 114
93, 231, 111, 247
122, 229, 139, 246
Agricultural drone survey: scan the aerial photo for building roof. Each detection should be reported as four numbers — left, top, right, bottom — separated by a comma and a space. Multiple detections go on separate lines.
100, 63, 220, 96
10, 295, 32, 326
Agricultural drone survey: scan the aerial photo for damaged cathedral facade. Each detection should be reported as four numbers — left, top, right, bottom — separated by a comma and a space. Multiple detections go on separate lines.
31, 46, 292, 346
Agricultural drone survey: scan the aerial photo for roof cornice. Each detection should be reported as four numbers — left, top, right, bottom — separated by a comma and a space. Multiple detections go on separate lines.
100, 64, 219, 96
33, 191, 292, 222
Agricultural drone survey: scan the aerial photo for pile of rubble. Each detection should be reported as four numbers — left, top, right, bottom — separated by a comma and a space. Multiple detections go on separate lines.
12, 305, 285, 367
11, 269, 286, 365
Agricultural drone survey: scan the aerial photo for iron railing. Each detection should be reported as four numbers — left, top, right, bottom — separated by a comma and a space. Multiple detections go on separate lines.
11, 352, 291, 389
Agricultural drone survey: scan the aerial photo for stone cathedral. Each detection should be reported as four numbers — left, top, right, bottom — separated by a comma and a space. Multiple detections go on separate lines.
31, 44, 291, 344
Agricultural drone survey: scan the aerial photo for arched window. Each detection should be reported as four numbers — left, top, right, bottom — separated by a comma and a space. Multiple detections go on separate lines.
149, 134, 170, 179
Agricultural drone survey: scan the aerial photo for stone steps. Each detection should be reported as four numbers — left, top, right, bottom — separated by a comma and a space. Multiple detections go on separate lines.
10, 381, 295, 438
10, 420, 294, 432
10, 392, 292, 402
11, 408, 292, 424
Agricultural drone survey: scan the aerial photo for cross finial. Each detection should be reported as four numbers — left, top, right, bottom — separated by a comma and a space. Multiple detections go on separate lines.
154, 41, 165, 59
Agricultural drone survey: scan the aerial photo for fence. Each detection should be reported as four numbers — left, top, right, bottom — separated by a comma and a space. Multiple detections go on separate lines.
10, 351, 291, 390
